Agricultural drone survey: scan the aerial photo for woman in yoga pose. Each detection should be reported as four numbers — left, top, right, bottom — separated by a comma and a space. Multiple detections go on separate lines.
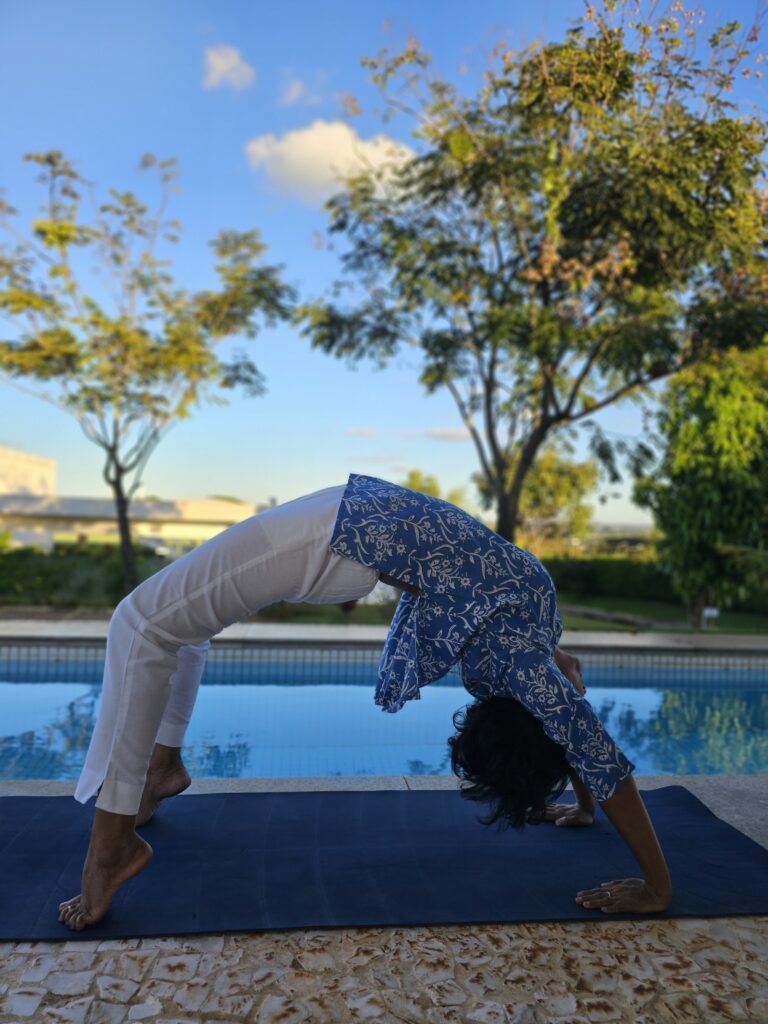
59, 473, 671, 930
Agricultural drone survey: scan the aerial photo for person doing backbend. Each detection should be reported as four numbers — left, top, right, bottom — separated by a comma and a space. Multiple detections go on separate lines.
59, 474, 672, 930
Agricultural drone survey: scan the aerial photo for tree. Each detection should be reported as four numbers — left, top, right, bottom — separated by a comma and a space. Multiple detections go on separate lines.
634, 346, 768, 627
297, 2, 768, 541
399, 468, 465, 508
0, 151, 296, 591
476, 446, 598, 550
612, 688, 768, 774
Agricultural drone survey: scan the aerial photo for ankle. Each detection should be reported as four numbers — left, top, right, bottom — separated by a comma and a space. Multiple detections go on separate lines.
89, 810, 139, 855
148, 744, 184, 772
88, 833, 141, 865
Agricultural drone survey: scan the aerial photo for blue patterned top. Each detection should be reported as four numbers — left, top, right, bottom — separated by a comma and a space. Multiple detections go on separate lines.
329, 473, 634, 800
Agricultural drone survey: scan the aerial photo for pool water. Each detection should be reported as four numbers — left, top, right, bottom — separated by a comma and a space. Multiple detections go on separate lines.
1, 654, 767, 780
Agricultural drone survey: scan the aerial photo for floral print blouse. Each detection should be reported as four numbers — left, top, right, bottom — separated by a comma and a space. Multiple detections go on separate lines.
330, 473, 634, 800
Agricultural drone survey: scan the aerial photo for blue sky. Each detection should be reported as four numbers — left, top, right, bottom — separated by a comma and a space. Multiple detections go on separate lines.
1, 0, 764, 522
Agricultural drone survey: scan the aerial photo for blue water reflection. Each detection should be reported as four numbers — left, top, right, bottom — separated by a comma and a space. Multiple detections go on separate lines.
1, 659, 767, 780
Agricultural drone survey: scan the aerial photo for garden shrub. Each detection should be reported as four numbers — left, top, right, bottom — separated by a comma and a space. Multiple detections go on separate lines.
0, 546, 168, 606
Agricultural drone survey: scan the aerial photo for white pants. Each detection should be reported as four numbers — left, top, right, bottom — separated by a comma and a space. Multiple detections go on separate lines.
74, 485, 378, 815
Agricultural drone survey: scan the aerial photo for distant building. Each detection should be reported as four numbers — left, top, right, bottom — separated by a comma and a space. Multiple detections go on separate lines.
0, 446, 267, 553
0, 445, 56, 496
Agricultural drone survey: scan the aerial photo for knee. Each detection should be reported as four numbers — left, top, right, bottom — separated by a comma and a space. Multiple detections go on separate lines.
108, 588, 159, 646
110, 591, 211, 656
109, 594, 140, 635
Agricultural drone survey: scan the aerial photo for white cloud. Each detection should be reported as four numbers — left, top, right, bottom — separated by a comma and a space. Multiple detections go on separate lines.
277, 68, 328, 107
203, 44, 255, 91
426, 428, 471, 442
245, 119, 415, 204
346, 426, 379, 437
280, 77, 306, 106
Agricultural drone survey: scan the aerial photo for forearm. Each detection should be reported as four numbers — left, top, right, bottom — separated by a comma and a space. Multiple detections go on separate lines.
599, 776, 672, 897
567, 768, 596, 813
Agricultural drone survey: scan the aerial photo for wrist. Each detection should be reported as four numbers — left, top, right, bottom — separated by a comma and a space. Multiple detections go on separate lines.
645, 871, 672, 900
574, 788, 596, 812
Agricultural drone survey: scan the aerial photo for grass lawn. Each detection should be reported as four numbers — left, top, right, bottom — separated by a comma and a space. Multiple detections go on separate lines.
559, 613, 630, 631
254, 593, 768, 634
253, 600, 398, 626
555, 590, 768, 633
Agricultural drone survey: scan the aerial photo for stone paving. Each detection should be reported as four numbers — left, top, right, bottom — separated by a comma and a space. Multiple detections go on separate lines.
1, 916, 767, 1023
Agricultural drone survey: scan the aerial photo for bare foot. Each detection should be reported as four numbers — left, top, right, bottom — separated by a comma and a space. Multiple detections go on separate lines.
59, 830, 152, 931
136, 763, 191, 827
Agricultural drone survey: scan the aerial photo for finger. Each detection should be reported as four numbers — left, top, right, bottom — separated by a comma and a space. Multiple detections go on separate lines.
593, 883, 631, 912
575, 886, 616, 907
543, 804, 565, 820
581, 892, 615, 909
575, 891, 604, 903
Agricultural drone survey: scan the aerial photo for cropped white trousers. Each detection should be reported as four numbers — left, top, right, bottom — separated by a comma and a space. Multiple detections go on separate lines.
74, 485, 378, 816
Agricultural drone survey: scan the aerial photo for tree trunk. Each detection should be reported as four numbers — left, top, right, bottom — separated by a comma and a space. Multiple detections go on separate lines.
495, 492, 518, 542
495, 426, 550, 542
110, 472, 138, 596
689, 592, 706, 630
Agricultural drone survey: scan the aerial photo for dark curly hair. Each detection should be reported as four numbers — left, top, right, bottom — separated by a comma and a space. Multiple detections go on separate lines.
448, 696, 570, 829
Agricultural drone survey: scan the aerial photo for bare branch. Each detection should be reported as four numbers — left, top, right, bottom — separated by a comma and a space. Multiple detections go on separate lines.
0, 373, 69, 414
445, 377, 492, 483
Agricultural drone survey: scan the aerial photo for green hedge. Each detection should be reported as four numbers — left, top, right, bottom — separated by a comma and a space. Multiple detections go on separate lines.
544, 557, 677, 602
1, 547, 766, 614
544, 556, 768, 612
0, 546, 168, 607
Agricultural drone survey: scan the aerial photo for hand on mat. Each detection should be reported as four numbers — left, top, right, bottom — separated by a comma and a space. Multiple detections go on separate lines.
543, 802, 594, 827
575, 878, 670, 914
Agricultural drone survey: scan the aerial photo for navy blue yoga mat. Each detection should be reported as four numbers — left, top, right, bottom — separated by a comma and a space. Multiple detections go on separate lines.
1, 785, 766, 940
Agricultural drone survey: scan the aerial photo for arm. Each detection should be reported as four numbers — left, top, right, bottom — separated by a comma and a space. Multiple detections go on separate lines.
378, 572, 420, 596
543, 648, 597, 824
575, 775, 672, 914
567, 767, 596, 815
554, 646, 584, 693
552, 646, 671, 911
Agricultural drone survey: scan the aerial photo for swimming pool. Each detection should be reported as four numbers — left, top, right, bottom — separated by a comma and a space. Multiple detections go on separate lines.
1, 642, 767, 780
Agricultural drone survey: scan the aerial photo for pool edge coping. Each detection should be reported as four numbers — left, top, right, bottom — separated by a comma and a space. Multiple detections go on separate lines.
1, 619, 768, 651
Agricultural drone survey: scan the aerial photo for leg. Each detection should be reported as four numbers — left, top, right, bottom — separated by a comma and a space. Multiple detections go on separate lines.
64, 516, 292, 929
137, 640, 209, 826
136, 745, 190, 827
63, 486, 376, 928
58, 809, 152, 931
75, 512, 296, 816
